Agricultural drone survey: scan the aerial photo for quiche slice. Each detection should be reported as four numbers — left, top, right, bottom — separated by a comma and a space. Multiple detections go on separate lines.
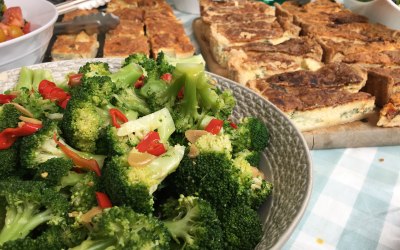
377, 93, 400, 127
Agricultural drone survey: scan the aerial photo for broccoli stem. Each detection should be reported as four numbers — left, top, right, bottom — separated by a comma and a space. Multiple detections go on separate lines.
163, 206, 200, 245
196, 73, 220, 111
70, 238, 116, 250
110, 63, 143, 89
0, 205, 53, 244
16, 67, 33, 90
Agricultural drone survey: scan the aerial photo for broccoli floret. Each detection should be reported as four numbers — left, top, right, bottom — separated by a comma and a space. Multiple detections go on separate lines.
0, 180, 68, 245
70, 76, 115, 107
33, 158, 98, 213
0, 0, 5, 19
232, 154, 273, 209
102, 145, 185, 214
33, 157, 74, 186
156, 51, 176, 76
226, 117, 269, 153
78, 62, 111, 78
161, 195, 224, 250
0, 142, 20, 178
70, 206, 171, 250
122, 53, 156, 74
111, 87, 151, 115
193, 133, 233, 158
220, 205, 263, 250
109, 63, 144, 89
61, 98, 109, 153
0, 104, 21, 131
235, 149, 262, 167
107, 107, 176, 155
12, 89, 61, 119
171, 153, 239, 212
20, 120, 106, 172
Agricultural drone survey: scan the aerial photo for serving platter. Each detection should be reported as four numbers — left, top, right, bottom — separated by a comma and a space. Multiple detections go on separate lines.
0, 58, 312, 249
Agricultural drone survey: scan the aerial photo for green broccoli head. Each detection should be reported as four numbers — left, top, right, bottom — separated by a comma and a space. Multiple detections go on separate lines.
111, 87, 151, 116
235, 149, 262, 167
232, 154, 273, 209
161, 195, 224, 250
0, 180, 69, 245
193, 133, 233, 158
0, 104, 22, 131
78, 62, 111, 78
227, 117, 269, 153
122, 53, 152, 69
104, 125, 137, 155
71, 206, 171, 250
0, 140, 21, 178
71, 76, 115, 107
102, 145, 185, 214
68, 171, 98, 213
12, 89, 61, 119
61, 98, 108, 153
220, 205, 263, 250
109, 63, 144, 89
33, 157, 74, 186
171, 153, 239, 212
155, 51, 175, 76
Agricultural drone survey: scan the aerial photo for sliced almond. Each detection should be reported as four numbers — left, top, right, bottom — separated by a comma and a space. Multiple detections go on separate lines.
80, 206, 103, 224
9, 102, 34, 118
251, 166, 266, 180
188, 144, 200, 158
128, 149, 157, 168
19, 116, 42, 125
185, 130, 208, 144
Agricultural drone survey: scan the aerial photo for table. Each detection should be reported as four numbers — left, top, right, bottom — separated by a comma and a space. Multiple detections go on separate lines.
170, 2, 400, 249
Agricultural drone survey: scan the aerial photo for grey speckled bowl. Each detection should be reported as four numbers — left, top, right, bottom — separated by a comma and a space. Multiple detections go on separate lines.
0, 59, 313, 250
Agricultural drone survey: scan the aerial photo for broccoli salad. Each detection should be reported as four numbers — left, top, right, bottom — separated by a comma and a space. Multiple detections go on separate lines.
0, 53, 273, 250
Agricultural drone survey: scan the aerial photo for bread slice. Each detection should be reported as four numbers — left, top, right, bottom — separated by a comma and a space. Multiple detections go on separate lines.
106, 0, 139, 12
209, 19, 300, 67
364, 68, 400, 107
106, 8, 143, 22
250, 80, 375, 131
200, 0, 274, 18
51, 32, 99, 60
377, 93, 400, 127
51, 9, 99, 61
249, 63, 367, 94
106, 20, 144, 38
226, 37, 323, 84
103, 35, 150, 58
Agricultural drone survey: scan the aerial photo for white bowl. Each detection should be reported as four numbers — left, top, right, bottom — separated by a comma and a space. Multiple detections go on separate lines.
0, 0, 58, 72
343, 0, 400, 30
172, 0, 200, 14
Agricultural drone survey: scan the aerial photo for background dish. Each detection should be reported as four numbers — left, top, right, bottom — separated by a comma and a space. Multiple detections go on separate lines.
343, 0, 400, 30
0, 58, 313, 249
0, 0, 57, 72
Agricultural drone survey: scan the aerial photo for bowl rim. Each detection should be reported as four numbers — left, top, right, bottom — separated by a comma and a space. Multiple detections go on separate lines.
0, 0, 58, 49
0, 58, 314, 249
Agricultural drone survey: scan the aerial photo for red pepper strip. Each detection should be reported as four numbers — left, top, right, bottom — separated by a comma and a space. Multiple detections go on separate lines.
95, 192, 112, 209
53, 134, 101, 176
0, 94, 17, 104
134, 75, 145, 89
58, 95, 71, 109
160, 73, 172, 82
205, 119, 224, 135
68, 73, 83, 87
38, 80, 56, 96
229, 122, 238, 129
136, 131, 166, 156
177, 87, 184, 100
109, 108, 128, 128
0, 122, 42, 149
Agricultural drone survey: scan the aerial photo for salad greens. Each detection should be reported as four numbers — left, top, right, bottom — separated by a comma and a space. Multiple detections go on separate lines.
0, 52, 273, 249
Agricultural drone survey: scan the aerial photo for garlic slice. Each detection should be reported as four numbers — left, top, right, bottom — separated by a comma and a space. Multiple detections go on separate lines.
185, 130, 208, 144
128, 149, 156, 168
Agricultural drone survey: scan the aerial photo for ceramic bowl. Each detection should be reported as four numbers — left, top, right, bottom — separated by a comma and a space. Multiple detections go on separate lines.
0, 58, 313, 249
0, 0, 58, 72
343, 0, 400, 30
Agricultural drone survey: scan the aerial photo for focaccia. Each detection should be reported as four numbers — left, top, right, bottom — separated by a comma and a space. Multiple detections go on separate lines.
377, 93, 400, 127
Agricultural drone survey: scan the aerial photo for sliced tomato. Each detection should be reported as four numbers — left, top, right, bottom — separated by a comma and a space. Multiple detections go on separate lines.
22, 21, 30, 34
2, 7, 24, 27
205, 119, 224, 135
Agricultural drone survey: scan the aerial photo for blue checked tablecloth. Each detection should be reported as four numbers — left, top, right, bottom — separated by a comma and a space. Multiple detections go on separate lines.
169, 2, 400, 249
